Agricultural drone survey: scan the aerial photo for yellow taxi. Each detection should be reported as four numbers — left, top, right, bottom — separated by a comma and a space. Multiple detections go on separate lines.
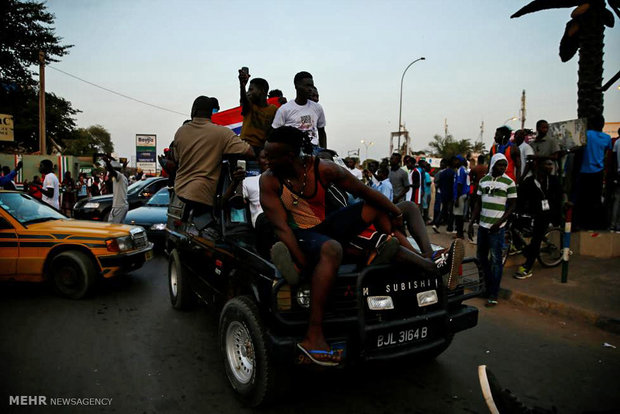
0, 191, 153, 299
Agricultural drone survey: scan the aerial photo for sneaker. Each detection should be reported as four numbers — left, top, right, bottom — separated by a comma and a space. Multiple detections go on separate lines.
432, 224, 440, 234
485, 299, 498, 307
271, 241, 300, 285
513, 266, 532, 280
433, 239, 464, 290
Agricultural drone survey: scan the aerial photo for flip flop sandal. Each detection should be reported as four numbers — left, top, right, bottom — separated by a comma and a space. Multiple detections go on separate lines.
296, 343, 340, 367
367, 236, 400, 266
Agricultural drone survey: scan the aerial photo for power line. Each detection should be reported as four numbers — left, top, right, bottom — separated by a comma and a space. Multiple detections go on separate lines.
48, 65, 189, 117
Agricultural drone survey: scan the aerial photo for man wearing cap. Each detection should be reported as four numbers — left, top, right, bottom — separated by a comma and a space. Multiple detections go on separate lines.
172, 96, 254, 220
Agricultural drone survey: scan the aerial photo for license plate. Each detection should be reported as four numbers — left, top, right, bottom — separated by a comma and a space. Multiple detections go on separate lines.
375, 326, 429, 348
145, 250, 154, 261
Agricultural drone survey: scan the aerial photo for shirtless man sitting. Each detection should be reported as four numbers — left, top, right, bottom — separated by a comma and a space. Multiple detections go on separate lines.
260, 126, 463, 366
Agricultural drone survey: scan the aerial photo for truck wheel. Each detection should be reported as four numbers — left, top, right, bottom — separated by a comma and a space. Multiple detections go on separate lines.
168, 248, 196, 310
219, 296, 282, 407
51, 250, 96, 299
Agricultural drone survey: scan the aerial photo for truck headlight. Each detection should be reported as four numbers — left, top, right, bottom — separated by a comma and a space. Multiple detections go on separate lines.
367, 296, 394, 310
296, 288, 311, 309
417, 290, 438, 307
150, 223, 166, 231
83, 202, 100, 209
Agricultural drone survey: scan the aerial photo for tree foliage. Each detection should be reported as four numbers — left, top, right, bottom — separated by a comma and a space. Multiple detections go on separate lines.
427, 134, 484, 159
0, 85, 80, 153
511, 0, 618, 120
0, 0, 72, 87
64, 125, 114, 156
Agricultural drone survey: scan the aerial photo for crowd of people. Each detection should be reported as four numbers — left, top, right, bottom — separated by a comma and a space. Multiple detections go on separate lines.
158, 66, 620, 366
1, 156, 137, 223
3, 65, 617, 368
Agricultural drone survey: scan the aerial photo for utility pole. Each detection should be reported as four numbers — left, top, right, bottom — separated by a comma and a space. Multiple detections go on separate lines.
38, 51, 46, 155
444, 118, 448, 139
479, 120, 484, 142
520, 90, 526, 131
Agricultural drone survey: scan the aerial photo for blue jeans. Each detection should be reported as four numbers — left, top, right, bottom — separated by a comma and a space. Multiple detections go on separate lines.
477, 226, 506, 300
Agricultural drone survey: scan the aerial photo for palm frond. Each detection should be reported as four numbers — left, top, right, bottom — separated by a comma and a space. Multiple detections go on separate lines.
609, 0, 620, 19
511, 0, 583, 18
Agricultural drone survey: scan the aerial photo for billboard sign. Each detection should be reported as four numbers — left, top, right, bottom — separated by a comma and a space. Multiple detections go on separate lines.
548, 119, 587, 150
136, 134, 157, 173
0, 114, 14, 141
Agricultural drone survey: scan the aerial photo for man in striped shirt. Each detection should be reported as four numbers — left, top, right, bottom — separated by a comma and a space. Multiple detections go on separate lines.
468, 153, 517, 306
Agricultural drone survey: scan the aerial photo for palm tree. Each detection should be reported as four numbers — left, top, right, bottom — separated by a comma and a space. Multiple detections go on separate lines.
511, 0, 619, 121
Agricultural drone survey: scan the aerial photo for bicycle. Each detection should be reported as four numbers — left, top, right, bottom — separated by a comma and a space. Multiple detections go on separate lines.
501, 213, 564, 268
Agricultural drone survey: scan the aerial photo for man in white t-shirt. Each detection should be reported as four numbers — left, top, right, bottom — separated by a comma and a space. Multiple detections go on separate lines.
515, 129, 534, 180
344, 157, 363, 180
271, 71, 326, 149
39, 159, 60, 210
103, 155, 129, 223
237, 149, 275, 257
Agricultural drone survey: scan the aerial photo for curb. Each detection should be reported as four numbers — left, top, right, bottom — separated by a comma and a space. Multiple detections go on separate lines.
498, 287, 620, 335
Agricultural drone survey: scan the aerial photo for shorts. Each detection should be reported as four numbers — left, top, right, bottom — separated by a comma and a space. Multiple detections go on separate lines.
293, 202, 367, 265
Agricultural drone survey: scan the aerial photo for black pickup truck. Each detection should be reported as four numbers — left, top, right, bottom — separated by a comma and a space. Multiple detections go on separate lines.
165, 159, 484, 407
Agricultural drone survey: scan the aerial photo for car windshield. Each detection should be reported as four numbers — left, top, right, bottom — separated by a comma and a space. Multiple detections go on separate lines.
146, 188, 170, 206
127, 180, 148, 195
0, 193, 66, 225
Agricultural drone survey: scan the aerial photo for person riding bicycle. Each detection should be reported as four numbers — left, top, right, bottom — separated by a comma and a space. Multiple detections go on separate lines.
514, 159, 563, 280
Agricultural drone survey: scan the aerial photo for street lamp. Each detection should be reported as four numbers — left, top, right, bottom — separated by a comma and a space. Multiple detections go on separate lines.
361, 139, 374, 160
398, 57, 426, 152
503, 116, 519, 125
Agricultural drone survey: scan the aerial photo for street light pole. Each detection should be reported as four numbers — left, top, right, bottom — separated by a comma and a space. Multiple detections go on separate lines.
398, 57, 425, 153
361, 139, 374, 160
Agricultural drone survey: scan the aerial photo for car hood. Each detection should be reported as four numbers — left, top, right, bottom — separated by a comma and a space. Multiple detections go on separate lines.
81, 194, 113, 203
125, 206, 167, 225
26, 219, 138, 238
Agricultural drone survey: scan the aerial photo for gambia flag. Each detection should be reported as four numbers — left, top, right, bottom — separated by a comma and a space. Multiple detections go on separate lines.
211, 97, 282, 134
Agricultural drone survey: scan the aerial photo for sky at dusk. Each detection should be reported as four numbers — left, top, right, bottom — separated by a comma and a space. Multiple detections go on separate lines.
43, 0, 620, 162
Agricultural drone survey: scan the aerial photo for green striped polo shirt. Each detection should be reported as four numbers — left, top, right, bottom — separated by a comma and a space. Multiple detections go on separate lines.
476, 174, 517, 229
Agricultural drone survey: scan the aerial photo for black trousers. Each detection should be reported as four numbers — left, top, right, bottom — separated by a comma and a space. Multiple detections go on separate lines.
523, 214, 552, 270
576, 171, 605, 230
255, 213, 277, 258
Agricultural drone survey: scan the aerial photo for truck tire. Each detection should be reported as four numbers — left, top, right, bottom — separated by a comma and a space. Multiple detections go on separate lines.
51, 250, 96, 299
219, 296, 282, 407
168, 248, 196, 310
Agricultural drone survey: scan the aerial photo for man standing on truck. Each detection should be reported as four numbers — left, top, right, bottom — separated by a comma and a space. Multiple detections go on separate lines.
172, 95, 254, 220
238, 68, 277, 155
260, 126, 464, 366
271, 71, 327, 150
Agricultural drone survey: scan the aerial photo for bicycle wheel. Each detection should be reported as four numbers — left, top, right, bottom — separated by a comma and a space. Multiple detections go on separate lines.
501, 230, 512, 266
538, 227, 563, 268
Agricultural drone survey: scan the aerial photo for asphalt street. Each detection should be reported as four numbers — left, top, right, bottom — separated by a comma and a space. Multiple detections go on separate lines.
1, 254, 619, 414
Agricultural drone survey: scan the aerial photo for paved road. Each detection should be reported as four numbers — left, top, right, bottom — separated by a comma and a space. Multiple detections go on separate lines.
1, 254, 619, 413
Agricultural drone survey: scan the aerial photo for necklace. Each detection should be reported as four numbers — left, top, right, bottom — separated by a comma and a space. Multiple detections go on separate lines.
285, 158, 308, 207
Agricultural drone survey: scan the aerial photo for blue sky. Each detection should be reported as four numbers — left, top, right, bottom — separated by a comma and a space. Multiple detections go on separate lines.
44, 0, 620, 161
